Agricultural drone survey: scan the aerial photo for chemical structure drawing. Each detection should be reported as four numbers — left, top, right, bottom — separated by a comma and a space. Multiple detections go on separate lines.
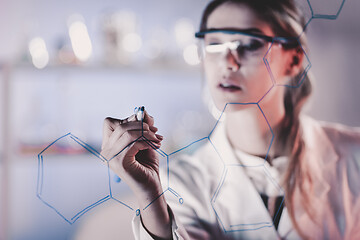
37, 0, 347, 232
37, 133, 111, 224
306, 0, 346, 21
264, 0, 345, 89
212, 166, 285, 232
37, 108, 183, 224
300, 0, 346, 36
166, 136, 225, 208
264, 38, 311, 89
104, 106, 184, 211
208, 103, 282, 232
108, 147, 171, 212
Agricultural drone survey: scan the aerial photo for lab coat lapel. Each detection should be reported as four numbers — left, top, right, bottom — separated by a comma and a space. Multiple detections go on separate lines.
210, 123, 279, 238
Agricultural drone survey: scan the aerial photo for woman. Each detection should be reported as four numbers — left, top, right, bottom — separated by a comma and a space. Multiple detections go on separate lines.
100, 0, 360, 239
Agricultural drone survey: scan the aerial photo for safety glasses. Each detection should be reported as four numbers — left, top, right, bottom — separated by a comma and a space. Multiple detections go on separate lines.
195, 28, 298, 64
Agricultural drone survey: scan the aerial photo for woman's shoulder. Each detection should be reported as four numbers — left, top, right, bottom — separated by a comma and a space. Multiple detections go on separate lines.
318, 119, 360, 145
301, 115, 360, 152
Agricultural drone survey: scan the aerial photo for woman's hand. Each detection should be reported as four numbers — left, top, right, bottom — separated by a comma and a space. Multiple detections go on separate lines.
100, 110, 172, 239
100, 110, 164, 198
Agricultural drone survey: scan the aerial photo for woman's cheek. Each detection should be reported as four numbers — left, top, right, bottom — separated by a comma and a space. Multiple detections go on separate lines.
204, 64, 220, 84
245, 67, 274, 99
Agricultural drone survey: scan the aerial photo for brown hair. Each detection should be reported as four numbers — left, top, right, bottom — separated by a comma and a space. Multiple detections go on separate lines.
199, 0, 313, 238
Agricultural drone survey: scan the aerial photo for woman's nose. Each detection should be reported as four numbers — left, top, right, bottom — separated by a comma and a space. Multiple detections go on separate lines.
225, 50, 240, 72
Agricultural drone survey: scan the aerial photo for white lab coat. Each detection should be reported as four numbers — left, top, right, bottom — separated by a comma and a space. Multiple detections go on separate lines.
132, 116, 360, 239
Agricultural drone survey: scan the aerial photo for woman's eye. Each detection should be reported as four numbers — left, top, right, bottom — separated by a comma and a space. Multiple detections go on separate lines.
208, 42, 221, 45
244, 39, 265, 52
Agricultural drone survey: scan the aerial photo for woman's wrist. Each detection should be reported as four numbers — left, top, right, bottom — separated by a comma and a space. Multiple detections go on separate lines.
140, 204, 173, 240
131, 173, 163, 200
137, 186, 167, 208
138, 195, 172, 239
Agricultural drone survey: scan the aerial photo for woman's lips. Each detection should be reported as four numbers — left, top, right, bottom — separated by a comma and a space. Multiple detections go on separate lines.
218, 83, 242, 92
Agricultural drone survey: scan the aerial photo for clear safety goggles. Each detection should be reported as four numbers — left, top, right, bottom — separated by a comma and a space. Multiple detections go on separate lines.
195, 28, 298, 64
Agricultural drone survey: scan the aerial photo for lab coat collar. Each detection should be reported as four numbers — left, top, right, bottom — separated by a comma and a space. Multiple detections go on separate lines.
209, 115, 340, 237
209, 121, 280, 237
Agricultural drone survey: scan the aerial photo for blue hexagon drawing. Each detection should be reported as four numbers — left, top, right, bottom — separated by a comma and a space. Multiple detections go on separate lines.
209, 103, 278, 232
209, 103, 274, 165
37, 133, 110, 224
37, 117, 182, 222
307, 0, 346, 20
109, 136, 170, 213
263, 38, 311, 89
167, 137, 225, 207
302, 0, 346, 33
211, 165, 285, 232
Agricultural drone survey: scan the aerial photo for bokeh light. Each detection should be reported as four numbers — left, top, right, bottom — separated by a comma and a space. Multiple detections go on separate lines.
174, 18, 195, 48
122, 33, 142, 53
183, 44, 200, 65
68, 16, 93, 62
28, 37, 49, 69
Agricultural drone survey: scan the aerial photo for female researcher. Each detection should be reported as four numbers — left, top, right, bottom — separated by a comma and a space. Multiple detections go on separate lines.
100, 0, 360, 239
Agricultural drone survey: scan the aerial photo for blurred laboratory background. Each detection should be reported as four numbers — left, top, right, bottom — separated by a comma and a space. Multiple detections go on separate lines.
0, 0, 359, 239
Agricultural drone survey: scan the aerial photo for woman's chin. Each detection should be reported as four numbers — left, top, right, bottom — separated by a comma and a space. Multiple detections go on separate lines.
214, 100, 254, 113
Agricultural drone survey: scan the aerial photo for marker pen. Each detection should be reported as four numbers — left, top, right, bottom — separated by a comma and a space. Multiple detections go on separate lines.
136, 106, 145, 121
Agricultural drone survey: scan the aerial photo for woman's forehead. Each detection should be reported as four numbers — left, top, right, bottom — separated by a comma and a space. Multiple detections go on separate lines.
206, 3, 273, 36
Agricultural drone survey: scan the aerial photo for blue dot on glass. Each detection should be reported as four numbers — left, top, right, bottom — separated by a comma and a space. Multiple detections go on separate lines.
114, 175, 121, 183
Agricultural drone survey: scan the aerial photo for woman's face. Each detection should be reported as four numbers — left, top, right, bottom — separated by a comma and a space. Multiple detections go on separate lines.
203, 3, 293, 111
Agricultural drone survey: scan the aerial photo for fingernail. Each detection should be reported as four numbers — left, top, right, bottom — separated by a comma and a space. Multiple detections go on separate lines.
153, 142, 161, 149
127, 114, 136, 122
156, 134, 163, 140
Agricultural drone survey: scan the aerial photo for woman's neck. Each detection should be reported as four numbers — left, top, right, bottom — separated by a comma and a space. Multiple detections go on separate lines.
225, 102, 286, 157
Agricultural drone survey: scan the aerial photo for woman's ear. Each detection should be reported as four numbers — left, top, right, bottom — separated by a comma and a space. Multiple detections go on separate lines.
286, 47, 304, 77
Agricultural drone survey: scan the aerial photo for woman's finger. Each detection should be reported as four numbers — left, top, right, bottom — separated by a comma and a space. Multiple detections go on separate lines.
107, 121, 152, 147
108, 139, 161, 173
143, 110, 155, 126
124, 139, 161, 161
102, 110, 158, 152
103, 130, 162, 159
102, 117, 121, 150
